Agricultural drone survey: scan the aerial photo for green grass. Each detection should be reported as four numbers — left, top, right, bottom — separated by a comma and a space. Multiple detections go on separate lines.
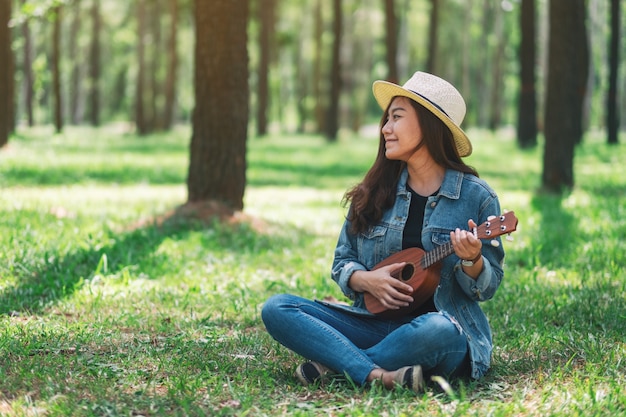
1, 125, 625, 416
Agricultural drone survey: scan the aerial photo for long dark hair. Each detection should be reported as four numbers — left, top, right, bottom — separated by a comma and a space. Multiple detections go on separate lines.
343, 97, 478, 235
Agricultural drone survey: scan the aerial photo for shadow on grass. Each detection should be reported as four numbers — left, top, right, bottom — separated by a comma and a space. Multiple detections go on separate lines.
529, 192, 579, 268
0, 165, 187, 187
488, 188, 626, 382
1, 133, 373, 189
0, 204, 307, 316
0, 219, 186, 315
0, 156, 368, 189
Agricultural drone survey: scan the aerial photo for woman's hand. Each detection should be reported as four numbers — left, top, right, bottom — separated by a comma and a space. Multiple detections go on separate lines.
451, 219, 484, 278
349, 263, 414, 310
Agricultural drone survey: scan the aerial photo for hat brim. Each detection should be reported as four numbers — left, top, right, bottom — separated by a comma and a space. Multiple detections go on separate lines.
372, 80, 472, 157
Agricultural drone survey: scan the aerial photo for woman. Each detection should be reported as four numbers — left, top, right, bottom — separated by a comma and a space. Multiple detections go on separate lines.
262, 71, 505, 393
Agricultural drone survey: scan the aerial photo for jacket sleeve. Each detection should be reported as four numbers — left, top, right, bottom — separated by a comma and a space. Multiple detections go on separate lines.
453, 249, 504, 301
330, 219, 368, 301
453, 195, 506, 301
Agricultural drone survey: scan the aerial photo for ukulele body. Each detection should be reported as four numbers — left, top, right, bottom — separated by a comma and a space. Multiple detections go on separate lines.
363, 247, 441, 319
362, 212, 517, 319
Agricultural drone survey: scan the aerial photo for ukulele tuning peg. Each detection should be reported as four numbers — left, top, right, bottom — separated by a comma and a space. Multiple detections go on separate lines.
490, 239, 500, 247
487, 215, 496, 221
506, 234, 514, 242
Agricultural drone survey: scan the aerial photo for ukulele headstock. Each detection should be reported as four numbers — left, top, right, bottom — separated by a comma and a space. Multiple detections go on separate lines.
476, 211, 518, 243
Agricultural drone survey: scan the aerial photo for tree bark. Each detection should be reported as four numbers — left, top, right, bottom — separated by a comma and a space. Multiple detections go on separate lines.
488, 4, 505, 131
7, 0, 14, 134
294, 4, 310, 134
136, 0, 147, 134
148, 0, 161, 131
89, 0, 101, 126
384, 0, 398, 83
542, 0, 588, 192
52, 6, 63, 133
426, 0, 439, 73
475, 0, 493, 127
21, 0, 35, 127
256, 0, 275, 137
572, 0, 589, 143
68, 0, 83, 125
517, 0, 538, 148
163, 0, 178, 130
0, 0, 11, 147
325, 0, 342, 142
607, 0, 620, 144
313, 0, 324, 133
187, 0, 249, 210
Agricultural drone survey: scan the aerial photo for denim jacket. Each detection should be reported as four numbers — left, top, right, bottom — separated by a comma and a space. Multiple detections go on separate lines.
331, 168, 505, 379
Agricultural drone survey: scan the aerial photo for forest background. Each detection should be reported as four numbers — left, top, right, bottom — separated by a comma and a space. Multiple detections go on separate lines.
0, 0, 626, 415
0, 0, 624, 148
0, 0, 624, 203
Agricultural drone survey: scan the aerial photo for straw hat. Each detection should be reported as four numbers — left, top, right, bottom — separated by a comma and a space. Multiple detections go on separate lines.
372, 71, 472, 157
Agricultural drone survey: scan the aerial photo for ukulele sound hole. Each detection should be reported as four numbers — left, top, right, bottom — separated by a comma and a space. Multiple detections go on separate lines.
400, 264, 414, 281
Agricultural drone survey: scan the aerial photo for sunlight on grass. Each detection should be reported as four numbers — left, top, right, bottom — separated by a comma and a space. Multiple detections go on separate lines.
245, 186, 347, 235
1, 126, 625, 416
1, 184, 186, 219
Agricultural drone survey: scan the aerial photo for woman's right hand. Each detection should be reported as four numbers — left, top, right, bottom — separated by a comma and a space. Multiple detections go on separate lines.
348, 263, 415, 310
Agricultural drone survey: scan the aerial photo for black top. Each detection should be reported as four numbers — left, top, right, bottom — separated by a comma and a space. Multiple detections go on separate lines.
402, 185, 428, 250
402, 184, 437, 316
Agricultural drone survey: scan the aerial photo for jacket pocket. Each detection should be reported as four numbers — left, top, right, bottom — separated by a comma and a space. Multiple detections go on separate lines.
431, 231, 451, 247
358, 225, 388, 267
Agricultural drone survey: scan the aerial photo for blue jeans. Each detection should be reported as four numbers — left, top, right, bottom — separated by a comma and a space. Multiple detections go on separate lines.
262, 294, 470, 386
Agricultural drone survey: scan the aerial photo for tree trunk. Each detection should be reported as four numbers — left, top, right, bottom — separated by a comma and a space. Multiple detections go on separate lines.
475, 0, 493, 127
162, 0, 178, 130
89, 0, 101, 126
607, 0, 620, 144
426, 0, 439, 73
19, 0, 34, 126
461, 0, 472, 99
256, 0, 275, 137
325, 0, 342, 142
294, 5, 310, 134
187, 0, 249, 210
136, 0, 147, 134
68, 0, 83, 125
572, 0, 589, 143
345, 0, 374, 134
517, 0, 538, 148
0, 0, 11, 147
384, 0, 398, 83
542, 0, 588, 192
313, 0, 324, 133
7, 2, 14, 134
52, 6, 63, 134
488, 4, 505, 131
148, 0, 161, 131
21, 0, 35, 127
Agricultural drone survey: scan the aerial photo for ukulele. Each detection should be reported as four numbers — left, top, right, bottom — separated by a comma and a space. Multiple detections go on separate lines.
364, 211, 518, 318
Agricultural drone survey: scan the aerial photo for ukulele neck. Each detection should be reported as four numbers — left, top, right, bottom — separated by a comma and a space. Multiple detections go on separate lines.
422, 242, 455, 269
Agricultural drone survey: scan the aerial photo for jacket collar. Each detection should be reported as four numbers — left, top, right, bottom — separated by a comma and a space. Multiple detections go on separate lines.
397, 167, 463, 200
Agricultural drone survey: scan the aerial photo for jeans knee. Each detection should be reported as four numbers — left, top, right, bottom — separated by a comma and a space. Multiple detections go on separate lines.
261, 293, 295, 329
261, 294, 281, 323
430, 313, 461, 335
408, 313, 465, 347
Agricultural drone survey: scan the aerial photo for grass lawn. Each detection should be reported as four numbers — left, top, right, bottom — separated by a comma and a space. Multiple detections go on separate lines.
0, 125, 625, 416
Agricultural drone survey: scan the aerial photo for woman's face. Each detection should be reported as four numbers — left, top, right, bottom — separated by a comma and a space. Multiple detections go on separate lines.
381, 96, 423, 162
